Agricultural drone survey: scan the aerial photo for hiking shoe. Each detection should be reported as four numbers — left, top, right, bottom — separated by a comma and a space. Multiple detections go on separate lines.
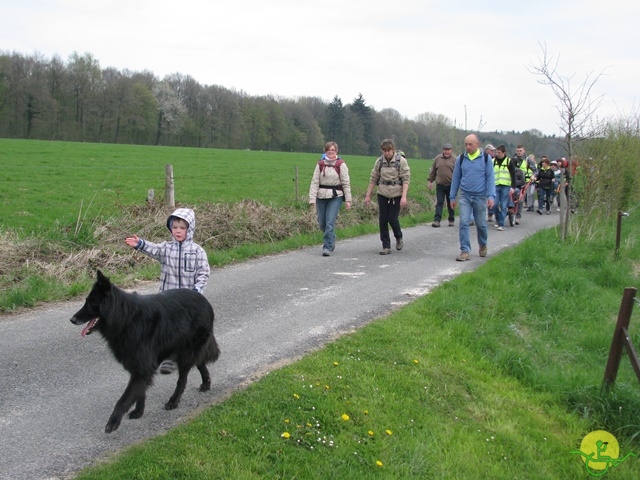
448, 221, 455, 227
456, 251, 470, 261
536, 209, 542, 215
396, 238, 403, 251
487, 215, 494, 223
431, 221, 441, 228
546, 210, 550, 215
515, 219, 520, 225
479, 245, 487, 257
159, 360, 175, 374
379, 248, 391, 255
469, 221, 475, 226
497, 226, 505, 231
322, 248, 331, 257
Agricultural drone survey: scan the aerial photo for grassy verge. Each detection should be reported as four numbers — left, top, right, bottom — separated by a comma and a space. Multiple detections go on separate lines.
74, 216, 640, 479
0, 204, 433, 312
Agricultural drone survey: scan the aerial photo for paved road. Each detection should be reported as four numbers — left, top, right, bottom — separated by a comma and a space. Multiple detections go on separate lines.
0, 212, 558, 479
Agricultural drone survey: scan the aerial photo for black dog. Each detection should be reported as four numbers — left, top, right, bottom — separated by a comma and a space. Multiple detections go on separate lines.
70, 270, 220, 433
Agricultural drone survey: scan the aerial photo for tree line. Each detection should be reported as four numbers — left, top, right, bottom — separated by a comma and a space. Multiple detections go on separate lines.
0, 51, 565, 159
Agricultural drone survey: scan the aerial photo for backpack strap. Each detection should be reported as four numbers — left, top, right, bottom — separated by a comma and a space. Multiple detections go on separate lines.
457, 154, 464, 175
457, 152, 489, 176
378, 154, 403, 171
318, 159, 343, 176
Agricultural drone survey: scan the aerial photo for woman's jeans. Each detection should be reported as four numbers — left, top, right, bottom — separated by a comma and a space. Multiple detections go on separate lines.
377, 194, 402, 249
538, 188, 552, 212
458, 193, 488, 253
316, 196, 343, 251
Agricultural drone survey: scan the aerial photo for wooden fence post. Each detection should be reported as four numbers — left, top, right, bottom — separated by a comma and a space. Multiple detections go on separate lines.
294, 166, 299, 202
604, 287, 640, 389
165, 164, 175, 208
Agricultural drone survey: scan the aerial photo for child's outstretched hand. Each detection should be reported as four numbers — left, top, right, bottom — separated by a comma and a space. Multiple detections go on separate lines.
125, 235, 140, 248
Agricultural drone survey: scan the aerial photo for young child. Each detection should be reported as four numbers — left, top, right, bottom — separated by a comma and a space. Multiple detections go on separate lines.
125, 207, 210, 373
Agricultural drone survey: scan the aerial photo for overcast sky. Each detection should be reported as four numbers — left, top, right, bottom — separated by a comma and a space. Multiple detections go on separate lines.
2, 0, 637, 136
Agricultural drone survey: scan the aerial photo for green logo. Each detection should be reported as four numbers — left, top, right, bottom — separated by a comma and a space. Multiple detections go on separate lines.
570, 430, 636, 476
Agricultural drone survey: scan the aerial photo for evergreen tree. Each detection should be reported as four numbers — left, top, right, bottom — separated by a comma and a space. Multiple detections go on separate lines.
324, 95, 344, 146
349, 93, 374, 154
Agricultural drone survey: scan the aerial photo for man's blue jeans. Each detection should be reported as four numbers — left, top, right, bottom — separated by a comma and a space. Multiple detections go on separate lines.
492, 185, 512, 227
316, 196, 343, 251
458, 193, 488, 253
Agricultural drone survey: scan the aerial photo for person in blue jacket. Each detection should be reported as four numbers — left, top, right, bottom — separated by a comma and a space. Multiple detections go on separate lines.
449, 134, 495, 261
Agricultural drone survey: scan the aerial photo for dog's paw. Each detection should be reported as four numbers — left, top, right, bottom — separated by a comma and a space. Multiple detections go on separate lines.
128, 409, 144, 419
105, 417, 121, 433
199, 382, 211, 392
164, 400, 179, 410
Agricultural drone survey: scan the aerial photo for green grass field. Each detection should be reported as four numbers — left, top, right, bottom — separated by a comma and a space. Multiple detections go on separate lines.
0, 139, 434, 311
0, 139, 431, 235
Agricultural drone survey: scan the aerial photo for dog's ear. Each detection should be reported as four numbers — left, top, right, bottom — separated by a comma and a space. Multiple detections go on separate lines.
96, 270, 112, 292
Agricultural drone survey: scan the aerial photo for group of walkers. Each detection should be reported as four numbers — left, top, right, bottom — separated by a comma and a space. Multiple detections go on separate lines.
116, 136, 570, 374
308, 138, 410, 257
308, 134, 571, 262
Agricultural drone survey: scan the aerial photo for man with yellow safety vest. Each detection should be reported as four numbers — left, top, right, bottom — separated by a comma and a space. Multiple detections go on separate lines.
491, 145, 516, 230
511, 145, 537, 213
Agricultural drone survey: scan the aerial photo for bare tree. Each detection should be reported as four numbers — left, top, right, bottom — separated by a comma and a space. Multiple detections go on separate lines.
527, 42, 608, 158
528, 42, 608, 239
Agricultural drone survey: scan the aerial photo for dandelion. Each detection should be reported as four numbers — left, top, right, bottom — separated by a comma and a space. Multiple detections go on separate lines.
364, 410, 369, 415
376, 460, 384, 467
341, 414, 350, 421
293, 393, 300, 399
413, 359, 419, 364
368, 430, 375, 436
284, 419, 290, 423
325, 385, 330, 390
385, 429, 393, 436
281, 432, 291, 439
333, 362, 339, 366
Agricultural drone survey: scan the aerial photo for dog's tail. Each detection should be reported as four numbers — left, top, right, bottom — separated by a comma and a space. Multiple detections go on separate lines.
197, 335, 221, 365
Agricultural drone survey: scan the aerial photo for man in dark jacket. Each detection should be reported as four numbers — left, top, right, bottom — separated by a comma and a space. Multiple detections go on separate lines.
428, 143, 456, 227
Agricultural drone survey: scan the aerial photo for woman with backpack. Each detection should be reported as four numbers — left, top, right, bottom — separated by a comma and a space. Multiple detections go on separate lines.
364, 138, 411, 255
309, 141, 352, 256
